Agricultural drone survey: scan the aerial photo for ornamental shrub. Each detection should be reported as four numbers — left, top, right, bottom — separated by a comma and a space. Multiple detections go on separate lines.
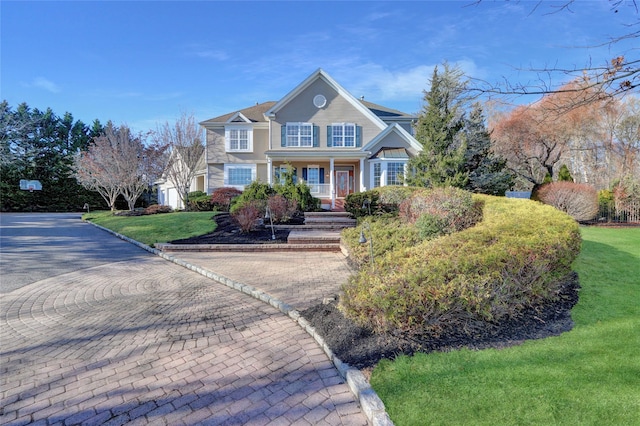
398, 187, 484, 238
187, 191, 212, 211
144, 204, 172, 215
231, 200, 262, 232
340, 195, 581, 340
345, 191, 380, 218
211, 187, 242, 212
267, 194, 298, 223
537, 181, 598, 222
230, 181, 273, 215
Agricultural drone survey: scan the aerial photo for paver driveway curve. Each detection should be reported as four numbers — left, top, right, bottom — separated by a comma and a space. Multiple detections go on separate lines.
0, 213, 368, 425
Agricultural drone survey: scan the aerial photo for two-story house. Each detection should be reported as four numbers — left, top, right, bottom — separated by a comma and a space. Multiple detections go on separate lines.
188, 68, 421, 210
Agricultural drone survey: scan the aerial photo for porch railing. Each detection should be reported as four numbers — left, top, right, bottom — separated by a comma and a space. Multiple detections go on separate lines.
307, 183, 331, 197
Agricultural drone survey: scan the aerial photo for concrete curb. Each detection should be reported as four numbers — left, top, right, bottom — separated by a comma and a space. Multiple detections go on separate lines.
86, 221, 394, 426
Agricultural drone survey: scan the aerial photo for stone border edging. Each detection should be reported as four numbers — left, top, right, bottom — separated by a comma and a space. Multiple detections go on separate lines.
86, 221, 394, 426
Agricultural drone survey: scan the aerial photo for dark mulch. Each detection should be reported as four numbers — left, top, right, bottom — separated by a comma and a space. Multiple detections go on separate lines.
171, 212, 582, 371
301, 273, 580, 369
170, 212, 304, 245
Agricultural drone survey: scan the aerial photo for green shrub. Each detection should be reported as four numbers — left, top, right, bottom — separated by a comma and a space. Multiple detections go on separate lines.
341, 216, 422, 269
345, 190, 380, 217
340, 195, 581, 340
187, 191, 212, 211
230, 181, 273, 215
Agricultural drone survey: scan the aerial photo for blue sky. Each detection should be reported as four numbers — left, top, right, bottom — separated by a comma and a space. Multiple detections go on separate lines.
2, 1, 636, 132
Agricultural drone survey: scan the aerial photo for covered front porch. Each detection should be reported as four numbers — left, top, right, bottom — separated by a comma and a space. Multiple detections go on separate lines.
265, 152, 369, 210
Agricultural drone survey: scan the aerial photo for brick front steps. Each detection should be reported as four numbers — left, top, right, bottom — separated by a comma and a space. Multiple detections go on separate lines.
157, 211, 356, 253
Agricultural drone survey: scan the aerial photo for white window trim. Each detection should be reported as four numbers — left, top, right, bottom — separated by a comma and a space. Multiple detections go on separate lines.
369, 160, 407, 188
331, 123, 356, 147
224, 163, 257, 189
225, 125, 253, 153
286, 122, 313, 147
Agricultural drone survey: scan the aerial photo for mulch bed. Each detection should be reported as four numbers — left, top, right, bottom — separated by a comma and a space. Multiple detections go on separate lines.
170, 212, 304, 245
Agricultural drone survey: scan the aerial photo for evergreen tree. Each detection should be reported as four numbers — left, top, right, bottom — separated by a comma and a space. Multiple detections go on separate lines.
407, 63, 468, 188
557, 164, 574, 182
463, 103, 514, 195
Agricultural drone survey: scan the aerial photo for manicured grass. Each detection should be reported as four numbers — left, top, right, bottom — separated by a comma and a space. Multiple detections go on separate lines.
83, 211, 217, 247
370, 226, 640, 426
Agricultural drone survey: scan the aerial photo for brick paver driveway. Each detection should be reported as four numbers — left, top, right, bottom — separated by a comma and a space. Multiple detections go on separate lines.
0, 213, 368, 425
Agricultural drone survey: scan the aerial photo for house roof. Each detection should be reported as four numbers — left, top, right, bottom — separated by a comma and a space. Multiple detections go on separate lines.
370, 147, 410, 160
362, 123, 422, 153
359, 100, 416, 120
200, 101, 276, 125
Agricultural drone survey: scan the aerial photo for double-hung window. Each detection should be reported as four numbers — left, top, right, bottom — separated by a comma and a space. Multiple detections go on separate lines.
286, 122, 313, 147
330, 123, 356, 147
225, 125, 252, 152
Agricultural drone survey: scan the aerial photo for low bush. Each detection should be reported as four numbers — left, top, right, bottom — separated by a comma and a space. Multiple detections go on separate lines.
346, 186, 420, 217
230, 181, 273, 215
267, 194, 298, 223
231, 201, 262, 232
340, 195, 581, 340
537, 181, 598, 222
187, 191, 212, 211
144, 204, 173, 215
210, 187, 242, 212
399, 187, 484, 239
345, 191, 380, 218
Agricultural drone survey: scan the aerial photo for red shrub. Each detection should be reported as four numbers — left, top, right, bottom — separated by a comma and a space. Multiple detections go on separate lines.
267, 195, 298, 223
231, 201, 261, 232
537, 182, 598, 221
211, 187, 242, 212
144, 204, 172, 215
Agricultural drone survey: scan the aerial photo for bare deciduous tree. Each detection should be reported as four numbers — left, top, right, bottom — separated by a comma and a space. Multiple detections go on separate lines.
154, 112, 204, 210
74, 123, 166, 211
469, 1, 639, 109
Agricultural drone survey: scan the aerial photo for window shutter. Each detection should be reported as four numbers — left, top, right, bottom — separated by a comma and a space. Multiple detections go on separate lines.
302, 167, 308, 181
281, 125, 287, 147
326, 125, 332, 147
313, 125, 319, 147
293, 168, 298, 183
319, 168, 325, 184
356, 126, 362, 147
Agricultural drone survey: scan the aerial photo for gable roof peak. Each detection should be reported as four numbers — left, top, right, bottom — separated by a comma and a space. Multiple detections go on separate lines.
265, 69, 387, 130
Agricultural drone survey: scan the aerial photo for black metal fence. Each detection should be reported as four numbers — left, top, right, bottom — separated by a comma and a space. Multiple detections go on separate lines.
593, 201, 640, 224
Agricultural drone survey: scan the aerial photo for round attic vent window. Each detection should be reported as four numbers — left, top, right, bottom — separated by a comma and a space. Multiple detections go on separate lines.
313, 94, 327, 108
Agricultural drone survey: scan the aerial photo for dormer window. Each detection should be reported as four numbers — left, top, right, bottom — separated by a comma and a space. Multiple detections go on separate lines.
225, 125, 253, 152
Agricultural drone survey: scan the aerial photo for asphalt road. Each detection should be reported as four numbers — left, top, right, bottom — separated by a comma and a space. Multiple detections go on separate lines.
0, 212, 148, 293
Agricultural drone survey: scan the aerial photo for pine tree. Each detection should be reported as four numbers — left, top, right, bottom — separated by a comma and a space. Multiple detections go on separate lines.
407, 63, 468, 188
463, 103, 514, 195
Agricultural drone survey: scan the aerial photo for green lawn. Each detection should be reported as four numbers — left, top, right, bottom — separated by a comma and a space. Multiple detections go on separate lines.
370, 226, 640, 426
83, 211, 217, 247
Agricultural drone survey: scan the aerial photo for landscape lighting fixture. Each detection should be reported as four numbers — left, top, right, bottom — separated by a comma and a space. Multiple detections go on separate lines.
359, 221, 375, 272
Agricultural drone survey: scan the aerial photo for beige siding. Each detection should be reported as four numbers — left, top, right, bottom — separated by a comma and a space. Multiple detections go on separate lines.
206, 126, 269, 164
271, 79, 383, 150
208, 164, 224, 190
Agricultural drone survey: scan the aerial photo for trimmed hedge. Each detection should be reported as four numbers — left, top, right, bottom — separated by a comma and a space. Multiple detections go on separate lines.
340, 195, 581, 339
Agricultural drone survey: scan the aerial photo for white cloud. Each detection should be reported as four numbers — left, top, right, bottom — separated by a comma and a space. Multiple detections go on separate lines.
32, 77, 61, 93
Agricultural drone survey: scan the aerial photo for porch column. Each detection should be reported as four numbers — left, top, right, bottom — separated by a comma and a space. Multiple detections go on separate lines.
267, 157, 272, 185
359, 158, 366, 192
330, 157, 335, 210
